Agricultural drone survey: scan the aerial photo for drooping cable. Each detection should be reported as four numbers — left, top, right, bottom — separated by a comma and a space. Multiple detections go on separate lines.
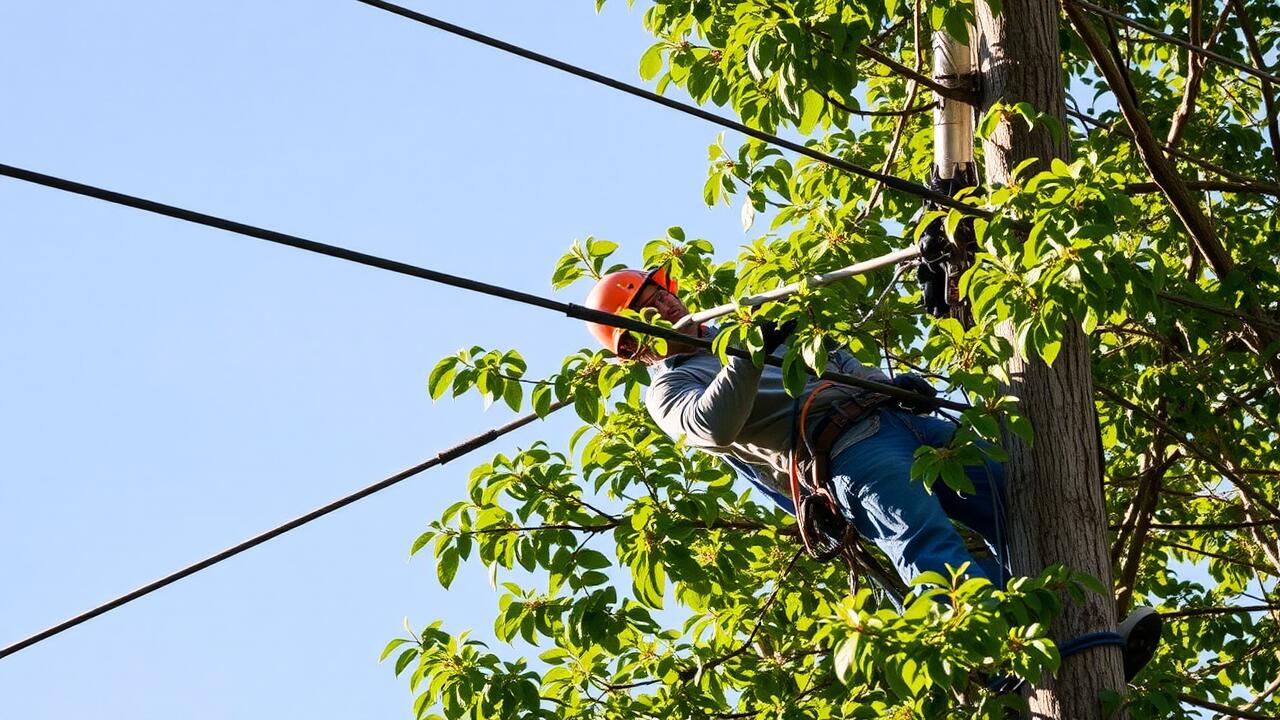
0, 399, 571, 660
349, 0, 996, 222
0, 162, 967, 412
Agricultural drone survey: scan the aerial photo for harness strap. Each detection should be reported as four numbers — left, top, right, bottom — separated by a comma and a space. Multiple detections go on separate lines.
790, 382, 892, 561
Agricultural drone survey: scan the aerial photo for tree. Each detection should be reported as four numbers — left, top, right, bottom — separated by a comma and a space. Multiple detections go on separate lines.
387, 1, 1280, 718
974, 1, 1126, 717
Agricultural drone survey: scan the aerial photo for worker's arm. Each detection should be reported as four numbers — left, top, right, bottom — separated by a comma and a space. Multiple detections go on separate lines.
646, 356, 763, 448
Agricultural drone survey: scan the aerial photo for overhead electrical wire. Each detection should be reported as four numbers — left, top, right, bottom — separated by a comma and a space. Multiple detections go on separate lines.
0, 2, 986, 658
7, 0, 1256, 673
349, 0, 998, 222
0, 162, 966, 412
0, 399, 571, 661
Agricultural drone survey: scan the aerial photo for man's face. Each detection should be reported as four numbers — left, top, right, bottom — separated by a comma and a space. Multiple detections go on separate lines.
616, 283, 698, 362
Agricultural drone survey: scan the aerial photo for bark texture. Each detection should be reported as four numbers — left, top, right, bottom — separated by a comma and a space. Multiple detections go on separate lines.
973, 1, 1127, 717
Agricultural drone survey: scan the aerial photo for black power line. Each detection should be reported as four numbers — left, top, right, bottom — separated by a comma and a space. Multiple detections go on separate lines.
0, 162, 966, 412
350, 0, 996, 222
0, 399, 571, 661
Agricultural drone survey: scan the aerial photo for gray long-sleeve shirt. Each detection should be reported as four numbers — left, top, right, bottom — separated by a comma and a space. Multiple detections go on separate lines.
645, 342, 891, 501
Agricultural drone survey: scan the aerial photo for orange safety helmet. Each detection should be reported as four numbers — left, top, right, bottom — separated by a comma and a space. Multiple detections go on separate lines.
584, 266, 678, 354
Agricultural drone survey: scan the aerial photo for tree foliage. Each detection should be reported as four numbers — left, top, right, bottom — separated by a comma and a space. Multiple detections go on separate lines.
387, 0, 1280, 717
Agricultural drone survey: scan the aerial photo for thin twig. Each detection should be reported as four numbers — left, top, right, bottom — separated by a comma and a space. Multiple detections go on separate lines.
1178, 692, 1279, 719
1067, 0, 1280, 85
1230, 0, 1280, 176
1162, 604, 1280, 619
825, 94, 935, 117
856, 44, 976, 104
702, 549, 805, 674
857, 0, 924, 224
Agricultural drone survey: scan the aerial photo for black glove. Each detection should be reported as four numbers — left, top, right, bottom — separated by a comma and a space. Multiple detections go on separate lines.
892, 372, 937, 413
759, 319, 798, 355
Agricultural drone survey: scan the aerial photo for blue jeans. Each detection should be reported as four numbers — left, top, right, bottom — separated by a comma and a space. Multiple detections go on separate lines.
829, 408, 1008, 588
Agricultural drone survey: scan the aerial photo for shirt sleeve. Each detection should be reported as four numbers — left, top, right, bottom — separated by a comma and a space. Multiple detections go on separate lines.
645, 356, 763, 448
830, 347, 891, 387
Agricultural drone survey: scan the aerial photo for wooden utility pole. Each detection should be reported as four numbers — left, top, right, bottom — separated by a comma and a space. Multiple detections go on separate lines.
972, 1, 1127, 717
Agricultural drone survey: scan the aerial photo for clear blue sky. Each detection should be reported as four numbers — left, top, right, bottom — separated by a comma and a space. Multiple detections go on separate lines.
0, 2, 746, 717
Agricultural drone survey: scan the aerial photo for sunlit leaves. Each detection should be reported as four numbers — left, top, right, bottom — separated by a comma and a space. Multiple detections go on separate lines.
390, 1, 1280, 718
427, 347, 530, 411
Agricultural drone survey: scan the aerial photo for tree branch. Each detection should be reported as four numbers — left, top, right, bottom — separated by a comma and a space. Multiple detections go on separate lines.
1069, 108, 1274, 186
702, 549, 804, 674
856, 44, 977, 104
455, 517, 774, 537
457, 521, 618, 536
1241, 674, 1280, 713
1064, 12, 1280, 383
824, 93, 935, 117
1165, 0, 1203, 147
1178, 692, 1280, 720
1166, 0, 1234, 148
1162, 603, 1280, 619
1096, 386, 1280, 522
1156, 291, 1280, 334
1065, 4, 1236, 277
1124, 179, 1280, 197
1153, 538, 1277, 575
857, 0, 924, 224
1066, 0, 1280, 85
1230, 0, 1280, 176
1112, 448, 1178, 615
1131, 518, 1280, 532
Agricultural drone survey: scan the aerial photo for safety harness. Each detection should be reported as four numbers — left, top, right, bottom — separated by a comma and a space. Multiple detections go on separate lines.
789, 381, 902, 596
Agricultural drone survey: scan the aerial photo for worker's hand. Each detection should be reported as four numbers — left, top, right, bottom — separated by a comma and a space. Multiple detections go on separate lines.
892, 372, 937, 413
759, 319, 797, 355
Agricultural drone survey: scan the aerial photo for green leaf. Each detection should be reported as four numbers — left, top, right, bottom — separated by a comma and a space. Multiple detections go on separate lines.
797, 89, 823, 134
639, 43, 664, 80
834, 636, 859, 682
410, 531, 434, 557
394, 647, 418, 676
944, 209, 963, 240
574, 390, 600, 424
437, 548, 459, 589
380, 637, 412, 662
502, 380, 523, 413
531, 384, 552, 418
427, 357, 459, 401
943, 8, 970, 43
976, 104, 1003, 140
587, 237, 619, 259
703, 173, 722, 206
1040, 337, 1062, 365
1081, 307, 1099, 335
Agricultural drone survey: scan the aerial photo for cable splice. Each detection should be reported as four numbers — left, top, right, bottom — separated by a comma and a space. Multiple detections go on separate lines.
0, 162, 966, 412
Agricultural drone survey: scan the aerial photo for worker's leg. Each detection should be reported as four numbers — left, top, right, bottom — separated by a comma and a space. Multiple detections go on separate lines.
828, 409, 988, 585
893, 410, 1010, 586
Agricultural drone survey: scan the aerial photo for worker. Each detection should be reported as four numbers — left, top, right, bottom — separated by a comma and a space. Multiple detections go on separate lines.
584, 266, 1008, 586
583, 265, 1164, 682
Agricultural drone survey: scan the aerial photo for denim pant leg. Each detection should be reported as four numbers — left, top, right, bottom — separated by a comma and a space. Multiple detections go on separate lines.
829, 409, 989, 585
897, 412, 1011, 587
